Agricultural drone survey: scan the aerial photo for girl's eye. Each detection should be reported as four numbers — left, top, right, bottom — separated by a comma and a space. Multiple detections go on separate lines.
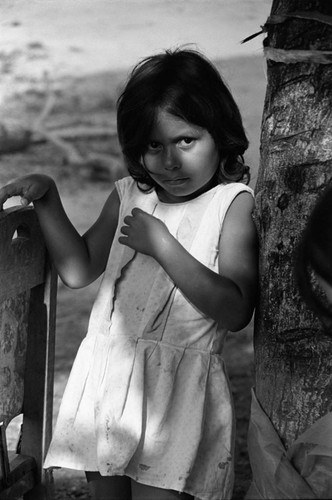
179, 137, 195, 147
147, 141, 162, 151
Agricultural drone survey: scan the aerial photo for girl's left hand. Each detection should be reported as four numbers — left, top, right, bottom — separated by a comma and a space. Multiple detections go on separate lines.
119, 208, 171, 258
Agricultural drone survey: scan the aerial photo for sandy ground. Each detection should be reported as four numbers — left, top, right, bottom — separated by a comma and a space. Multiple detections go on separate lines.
0, 1, 271, 498
0, 0, 270, 92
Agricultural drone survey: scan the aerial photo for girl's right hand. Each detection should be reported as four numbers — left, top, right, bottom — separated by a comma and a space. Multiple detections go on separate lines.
0, 174, 52, 210
0, 173, 121, 289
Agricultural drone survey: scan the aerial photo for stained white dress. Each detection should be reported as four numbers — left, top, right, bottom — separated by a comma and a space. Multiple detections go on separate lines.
44, 177, 254, 500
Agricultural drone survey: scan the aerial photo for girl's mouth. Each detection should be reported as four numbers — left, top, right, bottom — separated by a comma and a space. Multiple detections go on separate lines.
164, 178, 189, 185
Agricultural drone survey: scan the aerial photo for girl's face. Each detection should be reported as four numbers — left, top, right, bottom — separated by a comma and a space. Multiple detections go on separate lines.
142, 108, 220, 203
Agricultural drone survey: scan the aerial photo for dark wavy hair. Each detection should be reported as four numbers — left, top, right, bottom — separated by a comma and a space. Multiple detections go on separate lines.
296, 183, 332, 329
117, 48, 250, 190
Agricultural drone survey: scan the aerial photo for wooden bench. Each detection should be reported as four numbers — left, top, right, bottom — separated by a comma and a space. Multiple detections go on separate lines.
0, 207, 57, 500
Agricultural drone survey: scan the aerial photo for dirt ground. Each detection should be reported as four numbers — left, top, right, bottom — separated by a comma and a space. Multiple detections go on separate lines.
0, 1, 270, 498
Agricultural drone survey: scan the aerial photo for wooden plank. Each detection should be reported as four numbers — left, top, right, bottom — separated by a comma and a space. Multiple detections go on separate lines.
0, 423, 10, 485
0, 208, 46, 302
41, 261, 57, 500
21, 260, 57, 498
0, 206, 56, 499
20, 282, 47, 478
42, 260, 57, 460
0, 292, 30, 425
2, 452, 36, 482
0, 470, 35, 499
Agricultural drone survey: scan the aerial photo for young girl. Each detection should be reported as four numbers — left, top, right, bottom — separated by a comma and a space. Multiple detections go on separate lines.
296, 183, 332, 327
0, 49, 258, 500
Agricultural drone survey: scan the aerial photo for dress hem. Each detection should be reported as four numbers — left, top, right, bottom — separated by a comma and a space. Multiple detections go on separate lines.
43, 464, 228, 500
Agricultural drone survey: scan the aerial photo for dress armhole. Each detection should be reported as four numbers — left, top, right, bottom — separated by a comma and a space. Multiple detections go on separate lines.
218, 184, 254, 227
115, 176, 134, 202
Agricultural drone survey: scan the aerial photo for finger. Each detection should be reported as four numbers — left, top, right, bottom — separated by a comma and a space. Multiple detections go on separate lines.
0, 189, 9, 210
131, 207, 145, 216
0, 185, 19, 210
120, 225, 130, 235
123, 215, 133, 225
118, 236, 129, 246
0, 182, 27, 208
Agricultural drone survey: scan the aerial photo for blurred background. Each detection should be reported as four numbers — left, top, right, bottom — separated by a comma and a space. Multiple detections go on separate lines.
0, 1, 271, 498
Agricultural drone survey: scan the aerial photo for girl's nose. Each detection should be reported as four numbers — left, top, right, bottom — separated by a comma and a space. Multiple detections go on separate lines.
163, 147, 181, 170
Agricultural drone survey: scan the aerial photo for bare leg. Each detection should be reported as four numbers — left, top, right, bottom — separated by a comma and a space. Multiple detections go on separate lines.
86, 472, 132, 500
131, 479, 193, 500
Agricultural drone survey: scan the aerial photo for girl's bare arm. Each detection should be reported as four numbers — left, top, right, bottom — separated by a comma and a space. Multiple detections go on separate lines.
0, 174, 120, 288
119, 192, 258, 331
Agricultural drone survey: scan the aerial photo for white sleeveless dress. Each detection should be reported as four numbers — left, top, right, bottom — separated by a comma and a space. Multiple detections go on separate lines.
44, 177, 254, 500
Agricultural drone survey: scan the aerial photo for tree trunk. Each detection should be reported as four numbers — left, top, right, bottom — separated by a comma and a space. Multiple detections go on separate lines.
254, 0, 332, 448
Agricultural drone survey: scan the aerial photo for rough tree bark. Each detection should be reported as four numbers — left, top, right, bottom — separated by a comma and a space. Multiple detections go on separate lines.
254, 0, 332, 448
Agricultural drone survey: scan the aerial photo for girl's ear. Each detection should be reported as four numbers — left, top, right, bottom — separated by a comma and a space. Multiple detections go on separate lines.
219, 157, 227, 168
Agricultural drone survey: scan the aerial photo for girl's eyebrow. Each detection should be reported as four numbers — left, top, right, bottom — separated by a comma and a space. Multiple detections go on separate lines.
149, 134, 198, 145
174, 133, 198, 141
150, 128, 202, 142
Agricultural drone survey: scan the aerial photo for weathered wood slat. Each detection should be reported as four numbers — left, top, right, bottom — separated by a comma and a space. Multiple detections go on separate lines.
0, 208, 46, 302
0, 206, 56, 499
0, 293, 30, 425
